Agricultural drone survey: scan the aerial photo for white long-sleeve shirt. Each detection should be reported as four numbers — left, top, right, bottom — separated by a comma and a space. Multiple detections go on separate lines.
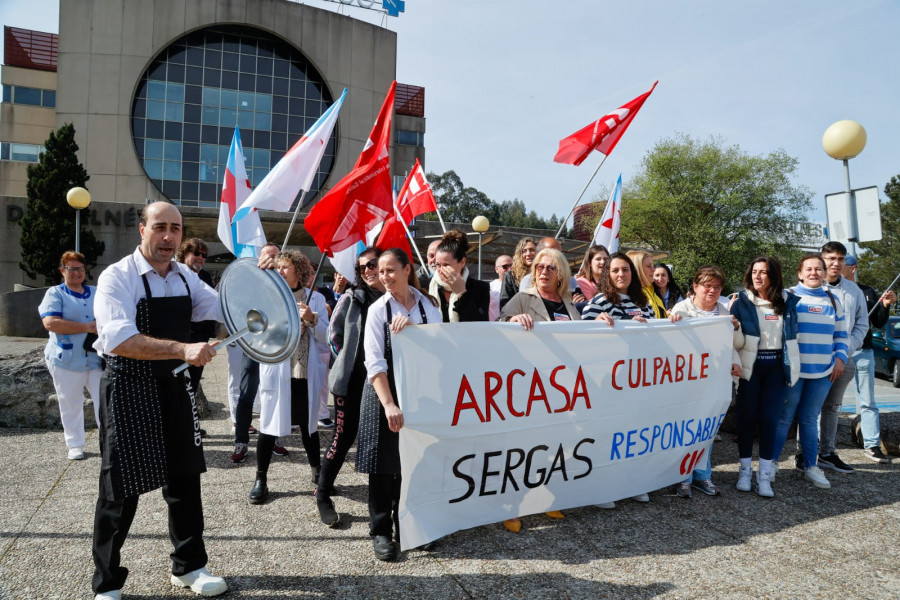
94, 247, 222, 356
363, 287, 442, 381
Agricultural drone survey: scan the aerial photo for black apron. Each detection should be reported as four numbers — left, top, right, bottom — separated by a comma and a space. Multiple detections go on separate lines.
356, 299, 428, 475
98, 270, 206, 500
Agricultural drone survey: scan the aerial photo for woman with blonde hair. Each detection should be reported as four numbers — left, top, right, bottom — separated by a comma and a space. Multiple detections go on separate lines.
498, 247, 579, 531
499, 236, 537, 311
626, 250, 667, 318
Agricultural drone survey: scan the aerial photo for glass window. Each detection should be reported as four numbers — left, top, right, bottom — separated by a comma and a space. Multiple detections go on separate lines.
147, 80, 167, 100
396, 130, 422, 146
164, 141, 182, 161
1, 143, 9, 160
166, 83, 185, 102
42, 90, 56, 107
131, 25, 337, 205
165, 103, 184, 121
2, 85, 10, 102
201, 106, 218, 125
144, 159, 163, 179
14, 87, 42, 106
163, 161, 181, 179
144, 139, 164, 159
10, 143, 41, 161
202, 87, 219, 107
254, 112, 271, 130
220, 88, 237, 109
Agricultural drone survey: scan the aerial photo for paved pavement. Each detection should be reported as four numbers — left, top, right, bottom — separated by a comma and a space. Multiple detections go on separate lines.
2, 338, 900, 599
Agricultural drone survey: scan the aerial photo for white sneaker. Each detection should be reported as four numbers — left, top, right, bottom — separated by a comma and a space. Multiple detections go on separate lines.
804, 466, 831, 489
755, 469, 774, 498
595, 501, 616, 509
631, 493, 650, 503
95, 591, 121, 600
769, 462, 778, 483
67, 447, 85, 460
735, 464, 752, 492
171, 567, 228, 596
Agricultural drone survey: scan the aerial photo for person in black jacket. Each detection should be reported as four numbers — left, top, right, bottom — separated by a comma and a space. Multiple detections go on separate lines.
427, 229, 491, 322
844, 254, 897, 462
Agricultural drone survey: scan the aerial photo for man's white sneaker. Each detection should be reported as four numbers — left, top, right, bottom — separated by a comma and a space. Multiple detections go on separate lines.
67, 447, 85, 460
735, 464, 752, 492
595, 501, 616, 509
94, 591, 121, 600
171, 567, 228, 596
804, 466, 831, 489
755, 469, 774, 498
631, 493, 650, 503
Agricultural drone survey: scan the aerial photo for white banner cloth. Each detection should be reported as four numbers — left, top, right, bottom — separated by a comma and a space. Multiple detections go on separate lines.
395, 317, 733, 550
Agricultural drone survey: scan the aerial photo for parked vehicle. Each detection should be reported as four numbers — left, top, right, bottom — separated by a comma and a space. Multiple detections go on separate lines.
872, 316, 900, 388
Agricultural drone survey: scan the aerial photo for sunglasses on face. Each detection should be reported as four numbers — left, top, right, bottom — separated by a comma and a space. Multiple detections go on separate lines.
197, 251, 208, 258
359, 260, 378, 272
498, 264, 512, 270
64, 266, 85, 273
535, 264, 558, 274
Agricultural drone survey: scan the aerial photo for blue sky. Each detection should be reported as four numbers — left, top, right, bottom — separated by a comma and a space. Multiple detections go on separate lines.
4, 0, 897, 226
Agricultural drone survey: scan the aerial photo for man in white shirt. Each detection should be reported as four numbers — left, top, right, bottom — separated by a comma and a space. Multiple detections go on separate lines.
489, 255, 512, 321
91, 202, 227, 600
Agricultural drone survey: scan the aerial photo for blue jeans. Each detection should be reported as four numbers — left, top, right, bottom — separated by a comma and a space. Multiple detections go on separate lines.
682, 446, 712, 483
772, 376, 833, 469
853, 349, 881, 449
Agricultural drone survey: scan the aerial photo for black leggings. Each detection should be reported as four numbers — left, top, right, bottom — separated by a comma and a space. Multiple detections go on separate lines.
736, 351, 786, 461
369, 473, 401, 537
317, 375, 364, 495
289, 377, 321, 471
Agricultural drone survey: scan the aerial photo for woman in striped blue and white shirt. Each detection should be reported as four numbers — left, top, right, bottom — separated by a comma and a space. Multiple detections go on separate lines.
770, 253, 848, 490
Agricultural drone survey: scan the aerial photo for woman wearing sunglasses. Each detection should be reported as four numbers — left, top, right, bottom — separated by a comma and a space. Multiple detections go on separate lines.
314, 247, 385, 528
498, 247, 580, 532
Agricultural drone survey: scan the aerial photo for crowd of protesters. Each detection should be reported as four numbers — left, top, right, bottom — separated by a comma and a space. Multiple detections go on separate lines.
40, 229, 898, 577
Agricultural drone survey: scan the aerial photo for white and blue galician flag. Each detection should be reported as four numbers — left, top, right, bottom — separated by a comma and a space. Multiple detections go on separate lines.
232, 88, 347, 237
217, 127, 266, 257
592, 173, 622, 253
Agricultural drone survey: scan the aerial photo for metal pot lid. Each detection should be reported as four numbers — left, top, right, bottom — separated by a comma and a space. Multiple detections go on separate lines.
218, 258, 301, 364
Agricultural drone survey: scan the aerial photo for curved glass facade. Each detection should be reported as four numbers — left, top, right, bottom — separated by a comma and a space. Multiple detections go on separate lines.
131, 25, 336, 208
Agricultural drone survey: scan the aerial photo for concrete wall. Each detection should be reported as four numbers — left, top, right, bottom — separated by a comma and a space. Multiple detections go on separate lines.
0, 286, 49, 337
55, 0, 398, 207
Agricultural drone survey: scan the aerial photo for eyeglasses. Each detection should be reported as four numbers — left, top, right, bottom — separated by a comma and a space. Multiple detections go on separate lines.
359, 260, 378, 272
535, 264, 559, 274
498, 263, 512, 271
63, 266, 85, 273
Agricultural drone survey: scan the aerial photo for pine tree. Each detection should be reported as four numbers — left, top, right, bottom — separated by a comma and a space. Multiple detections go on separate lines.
19, 123, 105, 285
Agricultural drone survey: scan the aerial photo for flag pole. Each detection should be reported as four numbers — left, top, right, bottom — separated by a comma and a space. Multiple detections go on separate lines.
435, 207, 447, 234
306, 251, 328, 304
393, 199, 431, 275
282, 189, 310, 251
554, 154, 609, 239
869, 271, 900, 317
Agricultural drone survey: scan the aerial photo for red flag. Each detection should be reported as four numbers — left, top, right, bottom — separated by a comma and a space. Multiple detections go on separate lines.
553, 81, 657, 166
395, 159, 437, 223
375, 211, 413, 263
305, 81, 397, 254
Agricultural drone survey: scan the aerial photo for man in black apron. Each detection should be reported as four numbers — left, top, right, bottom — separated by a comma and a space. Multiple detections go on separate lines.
90, 202, 227, 600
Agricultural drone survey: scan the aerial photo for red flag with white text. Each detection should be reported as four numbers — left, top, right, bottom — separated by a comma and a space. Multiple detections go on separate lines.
305, 82, 397, 255
395, 159, 437, 223
554, 81, 657, 166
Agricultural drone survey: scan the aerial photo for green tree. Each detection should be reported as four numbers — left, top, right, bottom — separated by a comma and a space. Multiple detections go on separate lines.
614, 134, 813, 288
425, 170, 494, 223
19, 123, 105, 285
858, 175, 900, 292
424, 170, 568, 235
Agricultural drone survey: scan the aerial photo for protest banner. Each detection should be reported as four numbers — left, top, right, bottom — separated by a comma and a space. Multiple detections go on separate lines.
394, 317, 734, 550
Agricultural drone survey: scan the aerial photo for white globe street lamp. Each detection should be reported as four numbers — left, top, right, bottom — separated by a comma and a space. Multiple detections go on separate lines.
822, 120, 866, 253
66, 187, 92, 253
472, 215, 490, 279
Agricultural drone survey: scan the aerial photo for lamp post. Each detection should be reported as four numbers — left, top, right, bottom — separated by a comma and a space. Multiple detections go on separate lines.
472, 215, 490, 279
822, 120, 866, 254
66, 187, 92, 253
